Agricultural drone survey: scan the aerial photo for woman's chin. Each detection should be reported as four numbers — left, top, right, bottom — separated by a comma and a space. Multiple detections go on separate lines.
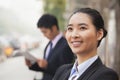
72, 50, 81, 55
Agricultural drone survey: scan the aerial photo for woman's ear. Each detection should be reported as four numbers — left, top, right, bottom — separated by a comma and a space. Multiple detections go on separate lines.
97, 29, 104, 41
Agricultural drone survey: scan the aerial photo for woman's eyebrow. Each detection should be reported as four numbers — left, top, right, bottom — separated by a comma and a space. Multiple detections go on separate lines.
78, 23, 88, 26
67, 24, 73, 27
67, 23, 88, 27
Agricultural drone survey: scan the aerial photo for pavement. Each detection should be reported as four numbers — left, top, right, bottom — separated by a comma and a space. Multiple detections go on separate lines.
0, 56, 42, 80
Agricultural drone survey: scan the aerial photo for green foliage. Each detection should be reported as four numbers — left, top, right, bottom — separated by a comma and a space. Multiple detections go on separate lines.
43, 0, 66, 31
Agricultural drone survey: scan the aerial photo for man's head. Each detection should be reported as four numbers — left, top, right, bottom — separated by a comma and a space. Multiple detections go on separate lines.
37, 14, 59, 40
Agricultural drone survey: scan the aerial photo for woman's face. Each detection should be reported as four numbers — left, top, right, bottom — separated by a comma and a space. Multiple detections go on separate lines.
65, 13, 103, 55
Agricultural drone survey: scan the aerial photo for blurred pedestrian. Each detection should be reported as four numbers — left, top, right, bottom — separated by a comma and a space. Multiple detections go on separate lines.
25, 14, 74, 80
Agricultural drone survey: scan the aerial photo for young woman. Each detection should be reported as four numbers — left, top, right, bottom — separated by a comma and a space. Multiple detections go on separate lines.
53, 8, 119, 80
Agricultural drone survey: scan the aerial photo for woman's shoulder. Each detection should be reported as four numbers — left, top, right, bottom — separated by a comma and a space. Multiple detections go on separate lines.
53, 64, 73, 80
93, 65, 119, 80
98, 65, 118, 74
56, 64, 73, 74
59, 64, 73, 70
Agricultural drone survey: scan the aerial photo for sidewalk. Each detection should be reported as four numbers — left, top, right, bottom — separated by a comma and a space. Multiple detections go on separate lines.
0, 56, 42, 80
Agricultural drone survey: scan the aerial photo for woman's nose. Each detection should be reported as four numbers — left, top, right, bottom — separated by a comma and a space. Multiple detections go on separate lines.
71, 30, 80, 38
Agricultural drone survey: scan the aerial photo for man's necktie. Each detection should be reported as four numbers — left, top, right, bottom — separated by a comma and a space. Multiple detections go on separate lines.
49, 41, 53, 54
45, 41, 53, 59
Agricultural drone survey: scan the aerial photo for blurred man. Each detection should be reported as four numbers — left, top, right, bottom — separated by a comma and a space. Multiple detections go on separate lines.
25, 14, 74, 80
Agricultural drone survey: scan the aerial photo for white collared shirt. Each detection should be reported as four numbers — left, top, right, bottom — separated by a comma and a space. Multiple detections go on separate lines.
45, 32, 63, 59
68, 55, 98, 80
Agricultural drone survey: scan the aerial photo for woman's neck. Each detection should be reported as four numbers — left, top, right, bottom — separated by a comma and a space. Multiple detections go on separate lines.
76, 50, 97, 65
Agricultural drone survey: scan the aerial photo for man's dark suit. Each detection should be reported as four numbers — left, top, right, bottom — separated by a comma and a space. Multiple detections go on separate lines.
53, 57, 119, 80
29, 37, 74, 80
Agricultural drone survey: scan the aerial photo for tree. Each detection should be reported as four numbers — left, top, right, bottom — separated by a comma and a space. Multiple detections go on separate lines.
115, 0, 120, 76
43, 0, 66, 31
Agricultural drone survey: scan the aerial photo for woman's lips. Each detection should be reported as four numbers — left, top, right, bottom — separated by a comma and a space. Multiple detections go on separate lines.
71, 41, 83, 47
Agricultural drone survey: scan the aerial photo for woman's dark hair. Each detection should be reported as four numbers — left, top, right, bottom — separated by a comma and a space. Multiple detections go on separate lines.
70, 8, 107, 47
37, 14, 59, 30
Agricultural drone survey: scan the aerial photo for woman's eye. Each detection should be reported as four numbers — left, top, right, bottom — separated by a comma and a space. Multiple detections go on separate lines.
67, 27, 73, 31
80, 27, 87, 30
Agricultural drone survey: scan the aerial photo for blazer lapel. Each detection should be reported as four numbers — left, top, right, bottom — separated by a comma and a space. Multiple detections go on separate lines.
47, 49, 54, 60
46, 37, 64, 60
44, 41, 51, 59
62, 64, 73, 80
62, 69, 71, 80
77, 58, 103, 80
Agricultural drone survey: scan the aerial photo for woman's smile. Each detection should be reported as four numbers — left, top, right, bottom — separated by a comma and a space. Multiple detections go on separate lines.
71, 40, 83, 47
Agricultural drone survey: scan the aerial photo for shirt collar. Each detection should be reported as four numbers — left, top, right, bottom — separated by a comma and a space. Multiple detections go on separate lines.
51, 32, 63, 48
70, 55, 98, 76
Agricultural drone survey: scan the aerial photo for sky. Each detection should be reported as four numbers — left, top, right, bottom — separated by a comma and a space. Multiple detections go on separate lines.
0, 0, 48, 51
0, 0, 44, 36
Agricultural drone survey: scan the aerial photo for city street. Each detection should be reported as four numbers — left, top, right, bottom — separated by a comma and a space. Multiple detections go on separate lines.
0, 56, 42, 80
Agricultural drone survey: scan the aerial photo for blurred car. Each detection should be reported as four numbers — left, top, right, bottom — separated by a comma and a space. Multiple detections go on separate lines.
0, 36, 13, 57
3, 46, 13, 57
0, 35, 41, 58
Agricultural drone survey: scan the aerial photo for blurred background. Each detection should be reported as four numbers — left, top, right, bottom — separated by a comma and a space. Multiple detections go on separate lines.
0, 0, 120, 80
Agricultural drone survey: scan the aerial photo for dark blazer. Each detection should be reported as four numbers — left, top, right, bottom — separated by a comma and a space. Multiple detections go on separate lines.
53, 57, 119, 80
29, 37, 74, 80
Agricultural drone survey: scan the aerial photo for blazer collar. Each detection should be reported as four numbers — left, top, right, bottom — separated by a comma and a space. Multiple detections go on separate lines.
62, 57, 103, 80
63, 64, 73, 80
77, 57, 103, 80
45, 37, 64, 60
